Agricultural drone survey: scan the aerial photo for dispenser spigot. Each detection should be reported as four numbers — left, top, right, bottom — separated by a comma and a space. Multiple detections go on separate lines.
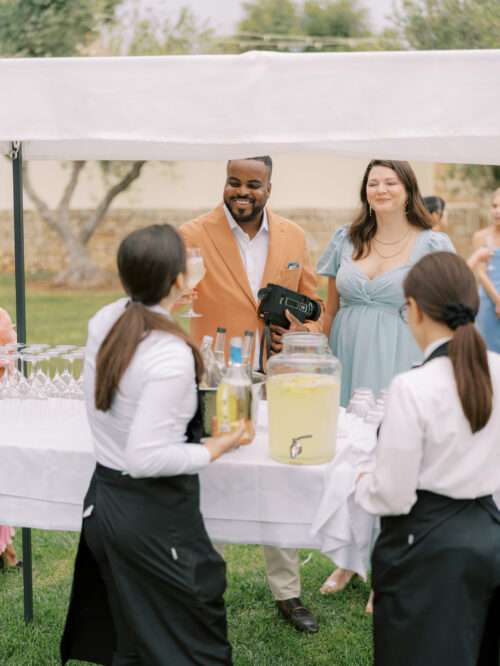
290, 434, 313, 460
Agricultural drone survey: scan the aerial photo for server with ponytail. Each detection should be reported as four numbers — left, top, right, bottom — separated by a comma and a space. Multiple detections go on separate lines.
355, 251, 500, 666
61, 225, 249, 666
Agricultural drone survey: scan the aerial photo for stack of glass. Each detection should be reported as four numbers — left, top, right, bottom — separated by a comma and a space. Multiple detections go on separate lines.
346, 387, 387, 429
0, 344, 85, 400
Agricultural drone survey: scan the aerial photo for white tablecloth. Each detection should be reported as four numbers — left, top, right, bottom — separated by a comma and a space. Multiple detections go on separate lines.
0, 399, 378, 577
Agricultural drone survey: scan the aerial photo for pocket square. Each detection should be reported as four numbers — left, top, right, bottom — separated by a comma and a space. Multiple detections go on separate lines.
287, 261, 300, 270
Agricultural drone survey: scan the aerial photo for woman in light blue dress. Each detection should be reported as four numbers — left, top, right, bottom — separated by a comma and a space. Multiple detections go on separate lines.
474, 188, 500, 353
318, 160, 454, 409
317, 160, 454, 601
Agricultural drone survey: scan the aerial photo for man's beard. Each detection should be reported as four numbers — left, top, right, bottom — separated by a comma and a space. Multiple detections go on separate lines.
225, 197, 265, 224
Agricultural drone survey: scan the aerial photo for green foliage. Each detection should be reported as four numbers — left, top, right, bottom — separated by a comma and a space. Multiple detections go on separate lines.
393, 0, 500, 49
105, 4, 215, 56
0, 0, 120, 57
447, 164, 500, 194
235, 0, 378, 52
302, 0, 370, 39
239, 0, 301, 36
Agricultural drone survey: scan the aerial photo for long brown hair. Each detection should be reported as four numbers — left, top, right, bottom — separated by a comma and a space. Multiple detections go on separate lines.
95, 224, 203, 412
404, 252, 493, 433
350, 159, 433, 260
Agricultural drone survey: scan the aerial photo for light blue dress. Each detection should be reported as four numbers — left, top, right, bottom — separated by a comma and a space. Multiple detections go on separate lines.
317, 226, 455, 406
476, 249, 500, 353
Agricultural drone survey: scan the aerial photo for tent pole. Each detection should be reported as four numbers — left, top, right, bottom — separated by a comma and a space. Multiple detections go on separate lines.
11, 141, 33, 624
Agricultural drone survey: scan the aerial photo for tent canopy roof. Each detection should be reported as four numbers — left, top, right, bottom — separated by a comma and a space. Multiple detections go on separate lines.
1, 50, 500, 164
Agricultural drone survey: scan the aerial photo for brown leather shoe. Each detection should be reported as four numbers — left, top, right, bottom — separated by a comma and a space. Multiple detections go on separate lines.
276, 597, 319, 633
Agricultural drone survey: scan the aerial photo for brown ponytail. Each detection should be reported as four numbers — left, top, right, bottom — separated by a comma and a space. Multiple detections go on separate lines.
404, 252, 493, 433
94, 224, 204, 412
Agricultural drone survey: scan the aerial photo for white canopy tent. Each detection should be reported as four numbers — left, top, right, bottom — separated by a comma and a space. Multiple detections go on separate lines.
1, 49, 500, 163
2, 49, 500, 623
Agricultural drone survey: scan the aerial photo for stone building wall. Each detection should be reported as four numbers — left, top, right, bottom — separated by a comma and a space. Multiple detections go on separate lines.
0, 205, 483, 279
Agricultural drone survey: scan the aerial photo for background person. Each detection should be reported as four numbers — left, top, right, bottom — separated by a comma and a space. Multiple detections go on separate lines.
317, 159, 454, 596
473, 187, 500, 352
423, 195, 448, 232
180, 156, 323, 634
356, 251, 500, 665
61, 225, 249, 666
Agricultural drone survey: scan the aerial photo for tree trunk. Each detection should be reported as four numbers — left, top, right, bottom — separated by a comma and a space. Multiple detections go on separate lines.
51, 235, 110, 288
22, 160, 145, 288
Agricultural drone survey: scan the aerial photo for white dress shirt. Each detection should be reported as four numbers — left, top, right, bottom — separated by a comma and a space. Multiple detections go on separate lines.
356, 348, 500, 516
224, 204, 269, 302
224, 204, 269, 368
84, 298, 210, 478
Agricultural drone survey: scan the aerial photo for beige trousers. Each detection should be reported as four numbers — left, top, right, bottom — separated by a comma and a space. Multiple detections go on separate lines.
215, 544, 300, 601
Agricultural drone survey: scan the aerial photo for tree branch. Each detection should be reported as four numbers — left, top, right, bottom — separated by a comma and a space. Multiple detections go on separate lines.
22, 163, 61, 234
58, 161, 86, 211
80, 161, 145, 245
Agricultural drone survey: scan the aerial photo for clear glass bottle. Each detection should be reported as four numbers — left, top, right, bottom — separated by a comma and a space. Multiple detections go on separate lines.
200, 335, 223, 388
242, 330, 254, 376
266, 332, 341, 465
215, 337, 253, 444
213, 327, 227, 374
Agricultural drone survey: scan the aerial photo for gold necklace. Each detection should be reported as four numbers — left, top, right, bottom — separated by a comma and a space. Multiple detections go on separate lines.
372, 232, 411, 259
373, 227, 411, 246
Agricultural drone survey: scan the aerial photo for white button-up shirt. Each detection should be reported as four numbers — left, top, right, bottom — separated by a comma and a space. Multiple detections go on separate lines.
356, 348, 500, 516
84, 298, 210, 478
224, 204, 269, 302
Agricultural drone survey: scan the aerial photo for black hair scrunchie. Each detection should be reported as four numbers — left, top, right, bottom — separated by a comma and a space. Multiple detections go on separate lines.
442, 303, 475, 330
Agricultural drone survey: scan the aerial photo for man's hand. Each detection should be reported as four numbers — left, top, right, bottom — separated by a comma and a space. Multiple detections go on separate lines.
269, 309, 309, 352
285, 309, 309, 332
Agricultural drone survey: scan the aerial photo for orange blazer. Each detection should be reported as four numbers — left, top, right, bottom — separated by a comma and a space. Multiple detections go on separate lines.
179, 204, 323, 361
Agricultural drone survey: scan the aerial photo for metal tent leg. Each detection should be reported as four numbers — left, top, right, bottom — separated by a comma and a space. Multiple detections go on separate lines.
11, 141, 33, 624
22, 528, 34, 623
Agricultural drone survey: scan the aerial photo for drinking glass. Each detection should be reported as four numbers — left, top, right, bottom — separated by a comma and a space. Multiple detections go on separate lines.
180, 248, 206, 318
351, 387, 376, 409
0, 354, 14, 399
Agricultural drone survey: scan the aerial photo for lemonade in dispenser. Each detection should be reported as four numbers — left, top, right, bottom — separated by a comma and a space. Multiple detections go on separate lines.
266, 332, 341, 465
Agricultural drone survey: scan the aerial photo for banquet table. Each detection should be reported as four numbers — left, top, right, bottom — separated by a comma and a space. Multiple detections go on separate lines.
0, 398, 378, 620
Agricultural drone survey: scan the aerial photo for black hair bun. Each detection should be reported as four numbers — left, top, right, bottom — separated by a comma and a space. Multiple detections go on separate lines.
442, 303, 475, 330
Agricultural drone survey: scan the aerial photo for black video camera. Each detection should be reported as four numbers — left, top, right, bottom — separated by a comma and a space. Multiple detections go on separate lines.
257, 283, 322, 329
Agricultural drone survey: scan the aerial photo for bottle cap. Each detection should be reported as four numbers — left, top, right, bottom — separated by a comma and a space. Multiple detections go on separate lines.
244, 330, 254, 337
216, 327, 226, 334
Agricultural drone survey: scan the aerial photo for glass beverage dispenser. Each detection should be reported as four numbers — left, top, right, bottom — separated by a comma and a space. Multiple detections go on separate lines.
266, 332, 341, 465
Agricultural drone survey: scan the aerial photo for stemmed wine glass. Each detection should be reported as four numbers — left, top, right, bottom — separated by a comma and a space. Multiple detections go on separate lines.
180, 247, 206, 318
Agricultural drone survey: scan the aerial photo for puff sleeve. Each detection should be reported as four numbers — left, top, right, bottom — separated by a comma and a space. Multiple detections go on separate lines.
426, 231, 456, 253
317, 225, 350, 278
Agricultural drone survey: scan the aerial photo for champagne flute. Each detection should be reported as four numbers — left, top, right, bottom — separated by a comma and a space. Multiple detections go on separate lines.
180, 248, 206, 318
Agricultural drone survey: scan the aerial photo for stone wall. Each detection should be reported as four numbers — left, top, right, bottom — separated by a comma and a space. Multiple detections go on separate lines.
0, 205, 483, 279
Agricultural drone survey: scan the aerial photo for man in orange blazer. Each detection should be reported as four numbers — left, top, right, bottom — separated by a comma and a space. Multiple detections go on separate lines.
180, 156, 322, 634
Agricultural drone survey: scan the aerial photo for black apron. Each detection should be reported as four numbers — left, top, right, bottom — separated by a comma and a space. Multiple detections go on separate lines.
60, 396, 232, 666
372, 343, 500, 666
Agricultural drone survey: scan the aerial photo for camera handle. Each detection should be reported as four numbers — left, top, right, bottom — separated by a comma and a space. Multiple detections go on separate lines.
258, 323, 273, 374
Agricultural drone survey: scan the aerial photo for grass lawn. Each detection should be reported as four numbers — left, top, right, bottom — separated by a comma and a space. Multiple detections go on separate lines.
0, 275, 372, 666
